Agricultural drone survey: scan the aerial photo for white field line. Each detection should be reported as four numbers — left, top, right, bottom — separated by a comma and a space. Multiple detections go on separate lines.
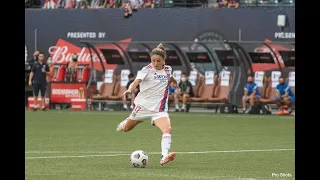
27, 110, 294, 119
25, 151, 128, 154
25, 148, 294, 160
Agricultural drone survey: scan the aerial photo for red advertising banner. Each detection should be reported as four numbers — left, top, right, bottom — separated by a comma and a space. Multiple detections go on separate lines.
50, 83, 86, 103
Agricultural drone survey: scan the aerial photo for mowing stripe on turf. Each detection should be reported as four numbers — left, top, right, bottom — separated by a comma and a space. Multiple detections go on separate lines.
25, 148, 294, 159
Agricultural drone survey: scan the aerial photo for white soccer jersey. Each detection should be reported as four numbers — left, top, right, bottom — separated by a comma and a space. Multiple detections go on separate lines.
134, 63, 172, 112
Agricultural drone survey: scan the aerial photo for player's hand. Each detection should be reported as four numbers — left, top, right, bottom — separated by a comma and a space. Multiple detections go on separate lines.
122, 89, 132, 97
28, 81, 32, 86
42, 68, 46, 73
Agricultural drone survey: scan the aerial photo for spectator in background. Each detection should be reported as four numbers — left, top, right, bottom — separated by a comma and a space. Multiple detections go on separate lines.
122, 73, 140, 110
67, 53, 79, 82
46, 57, 54, 98
102, 0, 115, 8
75, 0, 88, 8
212, 0, 228, 8
56, 0, 66, 8
43, 0, 58, 9
47, 57, 54, 81
29, 51, 39, 69
124, 1, 133, 17
91, 0, 100, 8
63, 0, 75, 8
242, 75, 261, 114
143, 0, 155, 8
275, 77, 295, 115
174, 72, 193, 112
41, 0, 46, 6
227, 0, 239, 8
28, 52, 50, 111
56, 0, 74, 8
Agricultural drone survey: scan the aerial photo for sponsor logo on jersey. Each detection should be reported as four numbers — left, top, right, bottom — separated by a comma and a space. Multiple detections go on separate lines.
154, 74, 169, 82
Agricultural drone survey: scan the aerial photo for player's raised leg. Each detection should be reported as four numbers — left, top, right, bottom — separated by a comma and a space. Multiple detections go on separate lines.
117, 105, 144, 132
153, 116, 176, 166
116, 118, 142, 132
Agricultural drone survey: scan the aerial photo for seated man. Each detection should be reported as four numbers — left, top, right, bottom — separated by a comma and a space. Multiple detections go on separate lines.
122, 73, 139, 110
242, 75, 261, 114
174, 72, 193, 112
275, 77, 295, 115
67, 53, 78, 82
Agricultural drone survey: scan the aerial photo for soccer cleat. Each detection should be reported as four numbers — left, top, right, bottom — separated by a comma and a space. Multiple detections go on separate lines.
283, 109, 290, 115
116, 119, 127, 132
277, 109, 285, 115
160, 152, 176, 166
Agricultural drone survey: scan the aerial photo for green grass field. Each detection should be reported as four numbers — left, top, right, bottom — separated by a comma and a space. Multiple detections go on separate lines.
25, 111, 295, 180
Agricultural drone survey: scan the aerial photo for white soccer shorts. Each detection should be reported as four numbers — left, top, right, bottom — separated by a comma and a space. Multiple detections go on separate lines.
129, 105, 169, 122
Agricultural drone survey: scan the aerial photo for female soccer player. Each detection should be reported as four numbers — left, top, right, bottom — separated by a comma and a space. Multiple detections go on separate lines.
116, 43, 178, 166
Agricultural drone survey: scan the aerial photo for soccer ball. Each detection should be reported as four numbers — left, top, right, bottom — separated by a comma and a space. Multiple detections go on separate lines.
130, 150, 148, 168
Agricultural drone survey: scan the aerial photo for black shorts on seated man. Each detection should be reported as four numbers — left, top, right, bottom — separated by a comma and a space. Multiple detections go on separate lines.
28, 52, 50, 111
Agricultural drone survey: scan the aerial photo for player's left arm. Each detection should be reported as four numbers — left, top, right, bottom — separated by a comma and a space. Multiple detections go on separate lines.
127, 79, 142, 93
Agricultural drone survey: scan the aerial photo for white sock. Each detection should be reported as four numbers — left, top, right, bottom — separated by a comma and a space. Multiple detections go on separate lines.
161, 133, 172, 158
34, 104, 38, 109
182, 104, 186, 110
123, 104, 128, 109
130, 104, 134, 109
42, 105, 45, 109
175, 104, 179, 109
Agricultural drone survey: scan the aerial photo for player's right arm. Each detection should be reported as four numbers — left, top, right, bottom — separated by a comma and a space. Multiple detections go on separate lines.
124, 79, 142, 95
122, 68, 147, 96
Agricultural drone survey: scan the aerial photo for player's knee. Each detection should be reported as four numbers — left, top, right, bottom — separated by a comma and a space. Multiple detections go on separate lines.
162, 126, 171, 134
242, 96, 246, 102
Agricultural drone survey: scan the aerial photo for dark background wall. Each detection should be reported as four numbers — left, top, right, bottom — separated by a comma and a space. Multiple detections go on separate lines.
25, 8, 295, 59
